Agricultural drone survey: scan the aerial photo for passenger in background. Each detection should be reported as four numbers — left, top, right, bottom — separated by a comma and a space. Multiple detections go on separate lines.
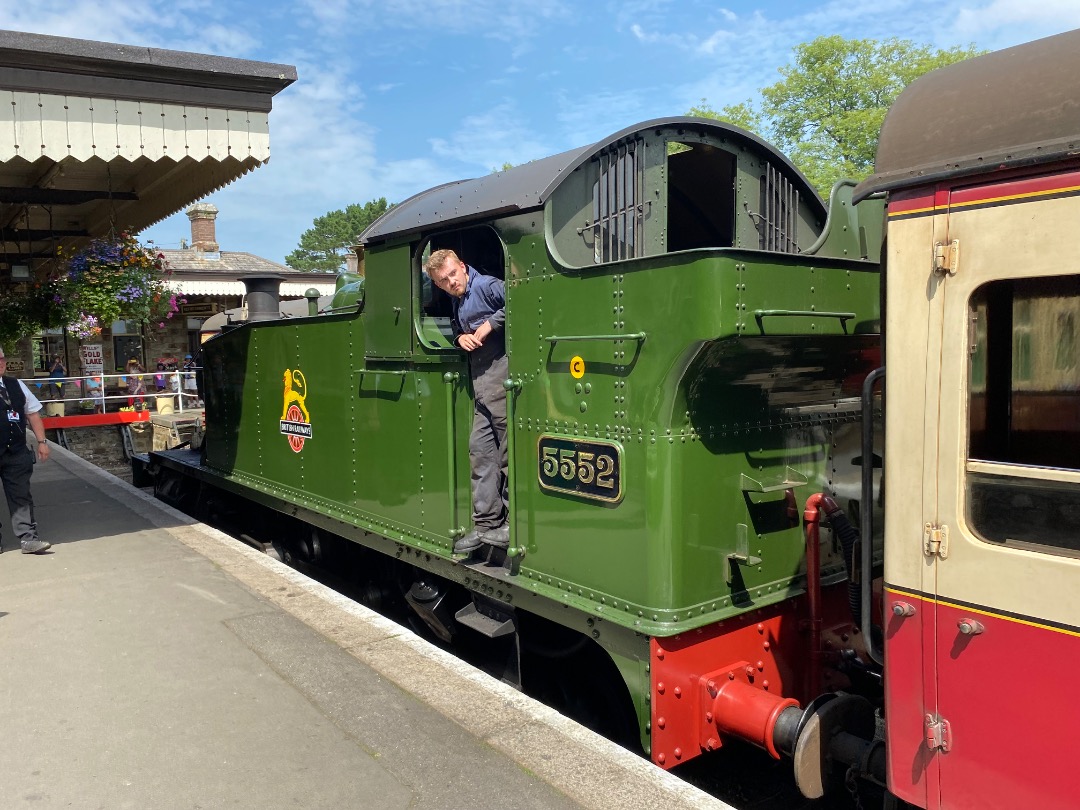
166, 362, 181, 395
126, 358, 146, 410
183, 354, 200, 406
48, 354, 66, 401
84, 372, 104, 412
425, 249, 508, 557
0, 346, 51, 554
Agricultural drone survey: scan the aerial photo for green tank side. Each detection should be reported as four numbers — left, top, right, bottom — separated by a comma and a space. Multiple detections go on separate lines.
503, 243, 879, 634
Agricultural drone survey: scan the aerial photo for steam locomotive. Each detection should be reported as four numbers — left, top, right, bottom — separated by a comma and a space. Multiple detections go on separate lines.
149, 27, 1080, 809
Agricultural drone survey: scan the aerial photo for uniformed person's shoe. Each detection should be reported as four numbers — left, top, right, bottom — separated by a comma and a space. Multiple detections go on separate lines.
20, 539, 51, 554
482, 524, 509, 549
452, 530, 485, 557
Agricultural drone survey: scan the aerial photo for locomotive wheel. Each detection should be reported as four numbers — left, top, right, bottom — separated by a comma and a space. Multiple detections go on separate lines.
520, 619, 637, 746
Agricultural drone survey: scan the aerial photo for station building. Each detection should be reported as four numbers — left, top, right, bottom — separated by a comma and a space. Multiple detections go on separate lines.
0, 29, 301, 381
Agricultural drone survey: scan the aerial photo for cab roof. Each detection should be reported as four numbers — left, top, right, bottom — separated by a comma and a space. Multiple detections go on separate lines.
360, 116, 824, 245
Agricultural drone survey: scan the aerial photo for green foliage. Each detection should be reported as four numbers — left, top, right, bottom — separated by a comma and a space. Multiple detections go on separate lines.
688, 99, 762, 135
286, 198, 392, 272
689, 36, 983, 194
0, 280, 68, 348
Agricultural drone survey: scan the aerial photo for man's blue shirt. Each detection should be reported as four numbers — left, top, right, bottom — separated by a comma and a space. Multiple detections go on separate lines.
452, 266, 505, 340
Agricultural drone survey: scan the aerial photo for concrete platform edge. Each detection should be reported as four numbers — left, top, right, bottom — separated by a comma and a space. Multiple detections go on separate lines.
49, 447, 735, 810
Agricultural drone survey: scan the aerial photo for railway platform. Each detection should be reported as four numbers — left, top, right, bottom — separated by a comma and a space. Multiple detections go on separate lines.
0, 444, 731, 810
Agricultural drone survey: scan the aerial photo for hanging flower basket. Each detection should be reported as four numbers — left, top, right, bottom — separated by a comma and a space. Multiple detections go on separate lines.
59, 232, 184, 334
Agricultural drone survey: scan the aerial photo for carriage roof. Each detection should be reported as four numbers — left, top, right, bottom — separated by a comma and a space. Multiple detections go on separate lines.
854, 28, 1080, 202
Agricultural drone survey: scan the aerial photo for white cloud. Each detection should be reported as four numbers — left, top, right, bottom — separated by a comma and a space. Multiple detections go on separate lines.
0, 0, 263, 57
429, 102, 553, 170
629, 20, 740, 57
297, 0, 572, 42
950, 0, 1080, 43
554, 88, 653, 151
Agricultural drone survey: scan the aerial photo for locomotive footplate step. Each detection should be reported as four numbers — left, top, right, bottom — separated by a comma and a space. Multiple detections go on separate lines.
454, 602, 516, 638
458, 546, 520, 581
460, 556, 517, 584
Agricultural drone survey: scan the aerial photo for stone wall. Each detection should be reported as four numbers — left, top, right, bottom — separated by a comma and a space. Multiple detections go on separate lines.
46, 422, 152, 482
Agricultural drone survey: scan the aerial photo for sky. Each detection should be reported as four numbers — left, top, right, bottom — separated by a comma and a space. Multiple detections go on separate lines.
3, 1, 1080, 265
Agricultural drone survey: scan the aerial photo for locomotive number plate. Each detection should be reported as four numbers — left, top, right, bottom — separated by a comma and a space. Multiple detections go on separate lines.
537, 435, 623, 504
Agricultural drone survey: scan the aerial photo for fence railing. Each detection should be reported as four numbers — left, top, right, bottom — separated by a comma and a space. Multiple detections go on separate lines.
29, 370, 201, 415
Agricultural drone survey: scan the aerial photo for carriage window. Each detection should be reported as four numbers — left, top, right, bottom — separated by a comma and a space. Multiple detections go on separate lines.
967, 275, 1080, 554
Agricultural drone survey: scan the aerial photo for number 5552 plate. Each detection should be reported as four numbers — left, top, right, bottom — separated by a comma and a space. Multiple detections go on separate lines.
537, 435, 623, 504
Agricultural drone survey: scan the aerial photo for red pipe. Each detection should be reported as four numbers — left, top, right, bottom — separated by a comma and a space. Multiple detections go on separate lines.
802, 493, 836, 699
711, 677, 800, 759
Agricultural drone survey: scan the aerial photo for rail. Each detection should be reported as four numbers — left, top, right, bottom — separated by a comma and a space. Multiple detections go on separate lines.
543, 332, 647, 344
504, 377, 524, 558
860, 366, 885, 666
27, 369, 201, 414
443, 372, 465, 539
753, 309, 856, 333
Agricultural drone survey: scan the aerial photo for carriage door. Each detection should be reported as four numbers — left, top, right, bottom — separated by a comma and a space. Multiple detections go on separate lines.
932, 173, 1080, 810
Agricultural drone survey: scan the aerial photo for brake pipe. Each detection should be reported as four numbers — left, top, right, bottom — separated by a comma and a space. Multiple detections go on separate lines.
803, 493, 836, 699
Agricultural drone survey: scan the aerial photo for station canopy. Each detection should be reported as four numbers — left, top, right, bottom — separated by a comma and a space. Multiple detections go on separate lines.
0, 30, 295, 268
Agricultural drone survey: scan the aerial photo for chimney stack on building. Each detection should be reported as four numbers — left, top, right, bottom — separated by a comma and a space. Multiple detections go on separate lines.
186, 202, 219, 252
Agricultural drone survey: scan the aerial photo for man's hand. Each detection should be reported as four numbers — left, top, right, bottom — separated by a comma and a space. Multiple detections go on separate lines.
458, 320, 494, 351
36, 440, 50, 463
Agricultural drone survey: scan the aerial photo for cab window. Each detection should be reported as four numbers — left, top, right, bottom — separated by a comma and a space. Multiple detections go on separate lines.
416, 226, 505, 345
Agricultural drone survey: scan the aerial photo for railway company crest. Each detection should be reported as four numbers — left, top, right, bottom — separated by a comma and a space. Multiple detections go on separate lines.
280, 368, 312, 452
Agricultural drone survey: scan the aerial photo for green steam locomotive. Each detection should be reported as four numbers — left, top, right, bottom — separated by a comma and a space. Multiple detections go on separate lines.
152, 116, 883, 785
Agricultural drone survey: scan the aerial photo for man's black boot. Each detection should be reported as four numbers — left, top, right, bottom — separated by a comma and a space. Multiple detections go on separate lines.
482, 524, 509, 549
453, 529, 485, 557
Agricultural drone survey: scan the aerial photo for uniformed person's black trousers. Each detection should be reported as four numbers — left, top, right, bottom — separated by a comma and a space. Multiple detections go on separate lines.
0, 444, 37, 549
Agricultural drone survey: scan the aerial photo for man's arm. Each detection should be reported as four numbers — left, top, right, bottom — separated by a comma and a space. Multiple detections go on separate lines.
466, 278, 505, 348
27, 412, 49, 462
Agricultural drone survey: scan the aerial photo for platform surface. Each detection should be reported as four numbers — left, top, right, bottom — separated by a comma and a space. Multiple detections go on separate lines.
0, 445, 732, 810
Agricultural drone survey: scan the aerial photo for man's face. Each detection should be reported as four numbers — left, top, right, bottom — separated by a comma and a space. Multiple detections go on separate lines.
430, 258, 468, 298
0, 355, 7, 374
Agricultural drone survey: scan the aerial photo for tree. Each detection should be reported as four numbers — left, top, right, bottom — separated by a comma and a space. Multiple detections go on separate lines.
690, 36, 983, 194
286, 198, 392, 272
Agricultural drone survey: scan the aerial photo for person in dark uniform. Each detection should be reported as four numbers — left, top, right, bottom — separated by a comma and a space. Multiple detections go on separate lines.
425, 249, 509, 557
0, 347, 51, 554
